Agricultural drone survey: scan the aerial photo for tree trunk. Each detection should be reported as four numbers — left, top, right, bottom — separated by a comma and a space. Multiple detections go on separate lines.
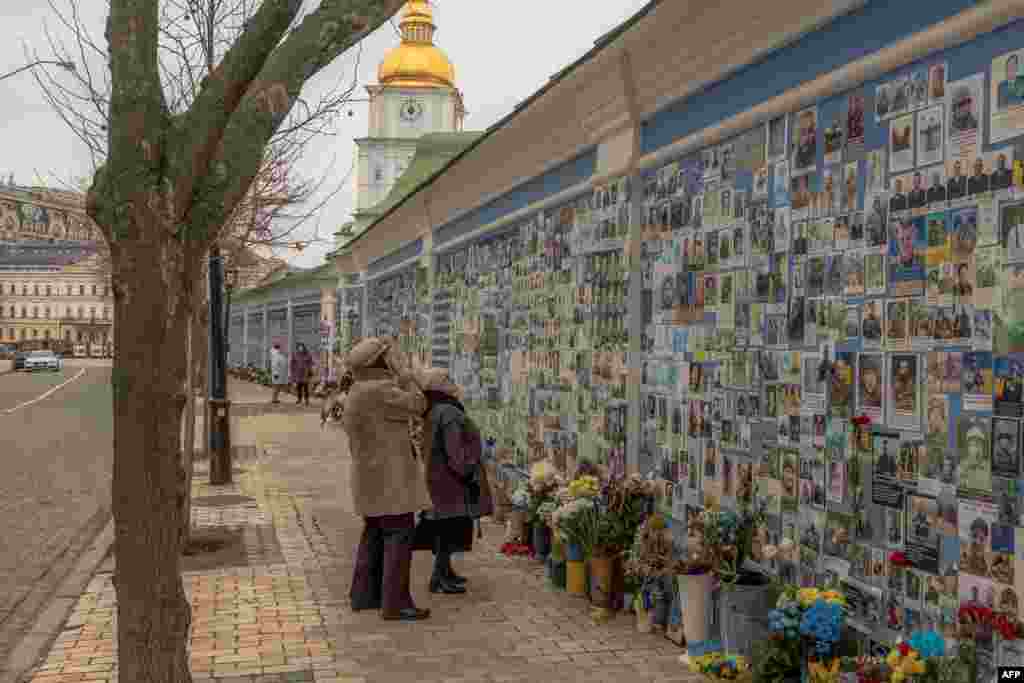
111, 240, 193, 683
180, 312, 196, 548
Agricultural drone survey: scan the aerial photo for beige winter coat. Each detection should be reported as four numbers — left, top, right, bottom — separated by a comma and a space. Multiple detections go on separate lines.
342, 366, 432, 517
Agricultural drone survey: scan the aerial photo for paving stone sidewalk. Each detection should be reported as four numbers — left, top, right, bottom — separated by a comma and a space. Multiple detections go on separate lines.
20, 412, 699, 683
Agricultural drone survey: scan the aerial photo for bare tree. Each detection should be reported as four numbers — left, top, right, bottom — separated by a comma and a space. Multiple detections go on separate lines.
33, 0, 359, 550
29, 1, 406, 680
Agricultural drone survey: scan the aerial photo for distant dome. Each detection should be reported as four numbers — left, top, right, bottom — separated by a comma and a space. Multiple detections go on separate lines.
378, 1, 455, 88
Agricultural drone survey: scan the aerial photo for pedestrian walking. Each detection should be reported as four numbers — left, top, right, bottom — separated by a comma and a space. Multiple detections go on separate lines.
269, 343, 288, 404
291, 342, 314, 406
343, 337, 433, 621
416, 367, 493, 594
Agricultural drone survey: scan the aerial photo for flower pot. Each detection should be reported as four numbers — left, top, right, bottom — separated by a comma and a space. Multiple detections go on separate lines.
677, 572, 716, 646
719, 570, 773, 657
565, 542, 584, 562
635, 595, 654, 633
550, 532, 565, 562
589, 555, 614, 608
532, 524, 551, 560
507, 509, 527, 543
566, 560, 587, 596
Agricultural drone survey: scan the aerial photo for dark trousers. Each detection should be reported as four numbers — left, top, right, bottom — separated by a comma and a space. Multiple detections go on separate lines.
295, 382, 310, 403
350, 512, 416, 613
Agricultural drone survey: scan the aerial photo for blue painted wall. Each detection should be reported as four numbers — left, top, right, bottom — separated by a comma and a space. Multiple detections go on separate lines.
433, 149, 597, 247
641, 0, 980, 155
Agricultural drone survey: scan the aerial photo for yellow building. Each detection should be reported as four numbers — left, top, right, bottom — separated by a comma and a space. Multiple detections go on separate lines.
0, 183, 113, 349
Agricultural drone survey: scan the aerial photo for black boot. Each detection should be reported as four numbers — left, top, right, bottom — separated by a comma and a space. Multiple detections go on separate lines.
430, 545, 465, 594
444, 558, 467, 585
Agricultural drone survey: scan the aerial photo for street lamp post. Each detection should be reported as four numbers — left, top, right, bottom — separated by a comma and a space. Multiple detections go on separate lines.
207, 247, 233, 485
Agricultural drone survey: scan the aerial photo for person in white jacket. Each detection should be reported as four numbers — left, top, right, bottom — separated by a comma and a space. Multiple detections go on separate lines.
269, 343, 289, 403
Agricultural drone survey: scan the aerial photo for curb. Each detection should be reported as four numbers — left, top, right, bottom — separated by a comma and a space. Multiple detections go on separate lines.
1, 518, 115, 683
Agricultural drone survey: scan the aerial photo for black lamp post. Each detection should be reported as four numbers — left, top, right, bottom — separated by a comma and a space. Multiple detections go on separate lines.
208, 248, 232, 485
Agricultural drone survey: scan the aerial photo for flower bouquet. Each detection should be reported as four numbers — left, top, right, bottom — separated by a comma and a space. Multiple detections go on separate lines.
754, 586, 847, 683
623, 513, 676, 631
526, 462, 563, 559
875, 631, 976, 683
589, 475, 656, 612
687, 651, 752, 682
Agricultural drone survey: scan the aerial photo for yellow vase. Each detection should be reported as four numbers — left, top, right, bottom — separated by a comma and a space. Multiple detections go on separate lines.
566, 560, 587, 596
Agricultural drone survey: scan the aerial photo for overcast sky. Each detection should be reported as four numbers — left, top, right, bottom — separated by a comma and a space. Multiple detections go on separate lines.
0, 0, 649, 268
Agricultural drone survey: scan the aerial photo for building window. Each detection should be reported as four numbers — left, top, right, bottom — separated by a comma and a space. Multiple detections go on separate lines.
7, 306, 12, 318
20, 306, 26, 318
103, 307, 110, 320
79, 285, 85, 296
34, 284, 39, 296
19, 329, 25, 340
78, 306, 84, 319
66, 306, 71, 318
31, 329, 38, 338
90, 306, 96, 320
32, 306, 38, 318
104, 285, 109, 297
66, 285, 72, 296
46, 285, 51, 296
22, 285, 27, 295
77, 331, 83, 342
44, 329, 51, 339
8, 284, 13, 294
92, 284, 97, 296
7, 329, 12, 340
64, 330, 71, 341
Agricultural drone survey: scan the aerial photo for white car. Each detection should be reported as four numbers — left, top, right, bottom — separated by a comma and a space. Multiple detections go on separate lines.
24, 350, 63, 372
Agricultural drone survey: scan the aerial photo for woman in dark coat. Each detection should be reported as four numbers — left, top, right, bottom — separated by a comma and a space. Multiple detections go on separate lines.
417, 368, 494, 594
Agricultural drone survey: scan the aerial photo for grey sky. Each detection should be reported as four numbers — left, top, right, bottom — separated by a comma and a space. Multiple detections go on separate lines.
0, 1, 649, 268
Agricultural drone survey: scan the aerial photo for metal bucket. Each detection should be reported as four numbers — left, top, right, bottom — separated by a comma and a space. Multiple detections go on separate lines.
718, 574, 773, 657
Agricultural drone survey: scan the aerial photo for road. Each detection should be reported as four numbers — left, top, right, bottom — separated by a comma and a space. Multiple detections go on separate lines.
0, 364, 112, 665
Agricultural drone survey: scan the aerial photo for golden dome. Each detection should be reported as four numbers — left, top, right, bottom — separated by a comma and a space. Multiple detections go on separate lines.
378, 1, 455, 88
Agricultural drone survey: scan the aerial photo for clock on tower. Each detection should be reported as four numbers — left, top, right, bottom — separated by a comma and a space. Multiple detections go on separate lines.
399, 98, 424, 122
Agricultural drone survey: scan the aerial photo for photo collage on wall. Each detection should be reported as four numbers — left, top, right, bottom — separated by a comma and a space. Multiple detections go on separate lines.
430, 178, 633, 473
365, 260, 431, 368
640, 35, 1024, 657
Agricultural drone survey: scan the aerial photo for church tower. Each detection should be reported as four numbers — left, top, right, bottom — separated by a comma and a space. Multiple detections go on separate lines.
348, 1, 465, 236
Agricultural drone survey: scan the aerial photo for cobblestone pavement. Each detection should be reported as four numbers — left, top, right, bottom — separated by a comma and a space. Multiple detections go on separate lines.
0, 367, 112, 666
20, 408, 700, 683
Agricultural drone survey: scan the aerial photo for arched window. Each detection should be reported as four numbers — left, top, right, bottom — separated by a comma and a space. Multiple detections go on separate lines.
44, 329, 51, 339
8, 283, 13, 294
45, 285, 51, 296
34, 284, 39, 295
79, 285, 85, 296
31, 329, 38, 338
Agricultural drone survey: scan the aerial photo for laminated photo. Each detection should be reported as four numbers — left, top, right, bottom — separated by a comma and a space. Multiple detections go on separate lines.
865, 251, 886, 295
857, 353, 884, 423
925, 211, 949, 266
866, 193, 889, 247
945, 73, 984, 161
792, 107, 818, 176
1002, 199, 1024, 265
995, 354, 1024, 418
767, 115, 789, 161
829, 351, 855, 418
888, 354, 920, 431
991, 417, 1020, 479
888, 215, 926, 296
825, 510, 854, 558
990, 49, 1024, 144
888, 113, 915, 174
957, 413, 992, 497
916, 105, 944, 167
906, 494, 941, 574
962, 351, 993, 412
885, 298, 909, 349
823, 114, 844, 166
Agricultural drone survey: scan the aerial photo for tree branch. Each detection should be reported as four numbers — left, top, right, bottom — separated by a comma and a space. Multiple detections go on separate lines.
189, 0, 404, 253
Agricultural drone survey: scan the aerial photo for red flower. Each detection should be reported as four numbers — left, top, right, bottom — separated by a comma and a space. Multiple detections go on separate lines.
852, 415, 872, 426
898, 642, 910, 657
889, 552, 910, 567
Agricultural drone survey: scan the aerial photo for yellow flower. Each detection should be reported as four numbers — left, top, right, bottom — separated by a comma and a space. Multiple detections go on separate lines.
821, 590, 846, 605
887, 652, 902, 668
908, 660, 926, 675
798, 588, 821, 607
892, 670, 905, 683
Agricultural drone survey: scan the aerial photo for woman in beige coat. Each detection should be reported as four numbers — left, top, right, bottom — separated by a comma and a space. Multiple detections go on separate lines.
344, 338, 432, 621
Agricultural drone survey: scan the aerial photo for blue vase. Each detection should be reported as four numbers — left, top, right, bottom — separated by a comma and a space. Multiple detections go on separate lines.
566, 543, 584, 562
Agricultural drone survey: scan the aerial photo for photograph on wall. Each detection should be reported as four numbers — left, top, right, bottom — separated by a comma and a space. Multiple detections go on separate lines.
960, 498, 997, 580
792, 107, 818, 176
773, 160, 790, 206
916, 105, 944, 168
928, 62, 948, 105
823, 114, 844, 166
992, 417, 1021, 479
865, 148, 886, 199
995, 354, 1024, 418
768, 115, 789, 161
886, 298, 909, 349
872, 429, 903, 510
990, 49, 1024, 144
889, 354, 921, 431
840, 161, 859, 214
946, 73, 984, 160
1002, 200, 1024, 264
950, 206, 978, 262
889, 113, 915, 174
888, 215, 926, 296
754, 165, 770, 198
958, 413, 993, 497
906, 494, 941, 574
857, 352, 885, 423
829, 352, 855, 418
925, 211, 949, 265
845, 92, 866, 158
